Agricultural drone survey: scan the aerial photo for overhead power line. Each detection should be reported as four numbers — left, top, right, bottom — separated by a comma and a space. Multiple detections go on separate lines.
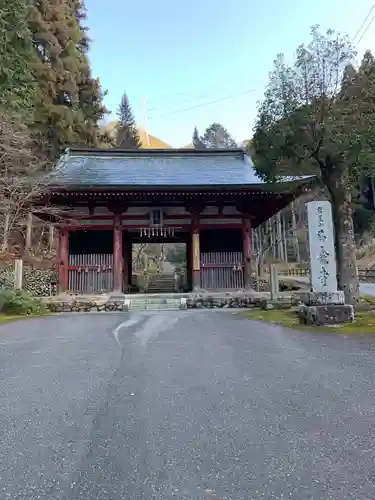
145, 75, 255, 112
352, 3, 375, 45
147, 88, 258, 121
355, 14, 375, 46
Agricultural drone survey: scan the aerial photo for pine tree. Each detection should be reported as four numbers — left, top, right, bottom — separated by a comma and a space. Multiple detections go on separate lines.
28, 0, 109, 159
201, 123, 237, 148
73, 1, 110, 148
0, 0, 35, 112
192, 126, 205, 149
116, 92, 141, 148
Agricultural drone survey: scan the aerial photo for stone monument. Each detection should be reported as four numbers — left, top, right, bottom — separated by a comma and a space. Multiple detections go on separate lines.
298, 200, 355, 325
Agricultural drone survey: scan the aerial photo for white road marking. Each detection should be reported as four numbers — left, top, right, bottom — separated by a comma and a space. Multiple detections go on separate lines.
112, 317, 142, 347
134, 314, 180, 346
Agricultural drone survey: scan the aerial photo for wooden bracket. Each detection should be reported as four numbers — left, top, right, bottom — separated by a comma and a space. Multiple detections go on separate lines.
185, 201, 204, 215
88, 202, 96, 216
108, 203, 128, 215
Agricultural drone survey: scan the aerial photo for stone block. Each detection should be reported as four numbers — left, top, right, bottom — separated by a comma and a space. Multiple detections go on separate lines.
306, 291, 345, 306
298, 304, 354, 326
260, 296, 293, 310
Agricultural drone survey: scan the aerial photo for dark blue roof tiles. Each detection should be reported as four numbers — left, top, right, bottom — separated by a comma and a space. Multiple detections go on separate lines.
52, 148, 261, 188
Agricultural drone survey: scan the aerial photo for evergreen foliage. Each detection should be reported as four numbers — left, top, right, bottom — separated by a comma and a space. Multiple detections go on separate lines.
0, 0, 35, 112
192, 123, 237, 148
28, 0, 108, 159
116, 92, 141, 148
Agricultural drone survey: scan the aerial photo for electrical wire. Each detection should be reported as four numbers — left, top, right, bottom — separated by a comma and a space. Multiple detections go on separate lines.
352, 3, 375, 45
355, 13, 375, 46
146, 77, 254, 113
147, 85, 254, 114
147, 87, 258, 121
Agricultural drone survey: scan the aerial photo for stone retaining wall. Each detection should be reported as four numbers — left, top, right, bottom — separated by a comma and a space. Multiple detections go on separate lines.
46, 298, 126, 313
0, 266, 57, 296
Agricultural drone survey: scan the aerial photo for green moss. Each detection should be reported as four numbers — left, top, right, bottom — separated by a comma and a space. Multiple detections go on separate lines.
361, 295, 375, 306
0, 312, 53, 325
0, 314, 32, 324
240, 309, 375, 334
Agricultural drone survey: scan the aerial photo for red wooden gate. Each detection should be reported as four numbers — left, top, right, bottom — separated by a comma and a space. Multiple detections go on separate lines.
200, 252, 244, 289
68, 254, 113, 293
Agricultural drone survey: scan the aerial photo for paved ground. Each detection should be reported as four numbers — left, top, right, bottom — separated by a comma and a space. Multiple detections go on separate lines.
2, 312, 375, 499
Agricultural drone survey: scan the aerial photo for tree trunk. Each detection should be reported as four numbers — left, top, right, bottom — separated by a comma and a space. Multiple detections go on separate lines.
282, 215, 288, 264
327, 178, 359, 305
2, 213, 10, 251
48, 225, 54, 251
276, 212, 284, 261
25, 212, 33, 250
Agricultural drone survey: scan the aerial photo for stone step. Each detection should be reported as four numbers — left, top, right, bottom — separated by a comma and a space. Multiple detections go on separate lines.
129, 295, 182, 311
130, 301, 181, 311
131, 304, 181, 311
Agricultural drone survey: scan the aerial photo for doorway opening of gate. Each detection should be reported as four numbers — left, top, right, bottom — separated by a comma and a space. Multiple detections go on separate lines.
66, 227, 244, 294
131, 242, 188, 294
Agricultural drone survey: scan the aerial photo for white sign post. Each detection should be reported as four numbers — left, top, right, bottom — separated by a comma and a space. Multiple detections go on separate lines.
307, 201, 338, 294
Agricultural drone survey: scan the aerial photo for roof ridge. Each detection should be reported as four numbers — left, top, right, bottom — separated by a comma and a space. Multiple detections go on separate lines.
65, 147, 245, 159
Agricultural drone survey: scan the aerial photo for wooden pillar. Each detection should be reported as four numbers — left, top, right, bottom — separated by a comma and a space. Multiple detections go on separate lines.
58, 227, 69, 293
191, 215, 200, 290
242, 217, 252, 289
113, 214, 123, 293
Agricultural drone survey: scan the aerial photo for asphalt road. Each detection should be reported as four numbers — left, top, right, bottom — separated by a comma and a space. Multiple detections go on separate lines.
2, 312, 375, 499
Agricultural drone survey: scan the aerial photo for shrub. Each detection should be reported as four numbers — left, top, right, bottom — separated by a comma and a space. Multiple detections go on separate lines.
0, 289, 47, 315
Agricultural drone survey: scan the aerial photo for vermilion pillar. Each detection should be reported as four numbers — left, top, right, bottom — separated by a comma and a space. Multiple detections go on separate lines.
242, 217, 252, 289
58, 227, 69, 293
191, 215, 200, 290
113, 215, 123, 293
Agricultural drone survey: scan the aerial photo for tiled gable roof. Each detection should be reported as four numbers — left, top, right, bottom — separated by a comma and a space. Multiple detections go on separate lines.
52, 148, 261, 188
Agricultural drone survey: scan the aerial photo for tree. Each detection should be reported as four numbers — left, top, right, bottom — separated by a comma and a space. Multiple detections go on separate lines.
116, 92, 141, 148
192, 126, 205, 149
0, 110, 48, 252
252, 26, 375, 304
200, 123, 237, 148
28, 0, 108, 160
0, 0, 35, 112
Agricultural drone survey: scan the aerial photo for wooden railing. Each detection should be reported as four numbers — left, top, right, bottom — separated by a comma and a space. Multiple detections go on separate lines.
358, 269, 375, 283
278, 267, 375, 283
278, 268, 310, 277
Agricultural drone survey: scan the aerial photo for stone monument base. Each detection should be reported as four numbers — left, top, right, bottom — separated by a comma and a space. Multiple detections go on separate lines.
298, 304, 354, 326
305, 291, 345, 306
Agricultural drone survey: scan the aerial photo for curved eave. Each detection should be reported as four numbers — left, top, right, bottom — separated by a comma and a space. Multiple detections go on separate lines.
47, 176, 317, 195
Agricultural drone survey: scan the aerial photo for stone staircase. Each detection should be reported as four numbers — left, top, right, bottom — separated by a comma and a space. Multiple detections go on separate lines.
129, 294, 184, 311
147, 273, 177, 293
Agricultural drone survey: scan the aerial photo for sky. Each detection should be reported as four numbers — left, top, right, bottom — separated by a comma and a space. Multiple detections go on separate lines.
85, 0, 375, 147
